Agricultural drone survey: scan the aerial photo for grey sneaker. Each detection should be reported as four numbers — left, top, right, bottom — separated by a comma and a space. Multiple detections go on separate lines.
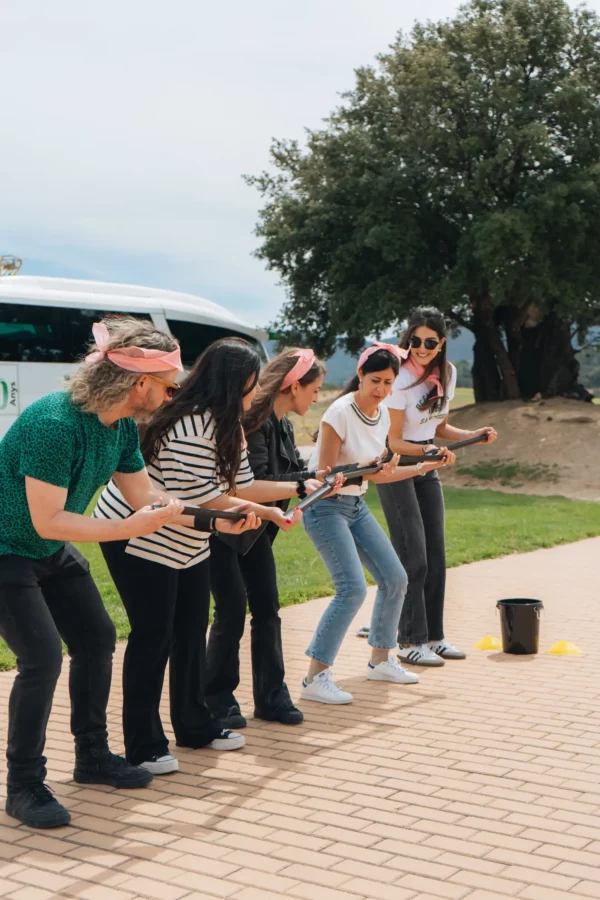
429, 640, 467, 660
397, 643, 445, 667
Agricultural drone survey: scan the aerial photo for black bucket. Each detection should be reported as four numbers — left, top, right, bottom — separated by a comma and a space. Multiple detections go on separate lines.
496, 598, 543, 655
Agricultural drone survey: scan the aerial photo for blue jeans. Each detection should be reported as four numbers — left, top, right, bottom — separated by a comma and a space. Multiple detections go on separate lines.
303, 495, 408, 667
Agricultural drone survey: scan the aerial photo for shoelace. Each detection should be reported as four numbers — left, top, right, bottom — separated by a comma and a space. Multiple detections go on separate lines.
26, 782, 56, 805
317, 673, 340, 693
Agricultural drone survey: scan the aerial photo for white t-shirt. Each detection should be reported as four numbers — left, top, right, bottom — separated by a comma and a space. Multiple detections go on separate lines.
309, 392, 390, 496
93, 411, 254, 569
384, 363, 457, 442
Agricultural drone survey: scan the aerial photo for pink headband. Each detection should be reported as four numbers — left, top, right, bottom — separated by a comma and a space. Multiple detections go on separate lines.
280, 350, 316, 391
85, 322, 183, 373
356, 341, 408, 374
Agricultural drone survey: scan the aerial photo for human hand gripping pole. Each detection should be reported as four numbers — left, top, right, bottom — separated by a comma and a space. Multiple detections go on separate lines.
288, 432, 492, 516
396, 431, 491, 465
152, 502, 261, 535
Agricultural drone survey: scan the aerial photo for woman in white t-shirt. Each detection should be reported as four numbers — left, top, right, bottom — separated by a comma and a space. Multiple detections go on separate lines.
376, 307, 497, 667
300, 344, 447, 705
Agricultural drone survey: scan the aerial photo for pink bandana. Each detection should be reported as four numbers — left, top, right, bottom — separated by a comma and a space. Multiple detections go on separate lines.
404, 357, 443, 398
280, 349, 316, 391
356, 341, 408, 374
86, 322, 183, 373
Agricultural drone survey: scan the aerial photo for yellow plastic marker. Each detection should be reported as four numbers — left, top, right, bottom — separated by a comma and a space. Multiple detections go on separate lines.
547, 641, 582, 656
474, 635, 502, 650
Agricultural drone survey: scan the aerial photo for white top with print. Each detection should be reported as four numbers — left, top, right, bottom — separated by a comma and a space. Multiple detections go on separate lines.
309, 392, 390, 496
384, 363, 457, 441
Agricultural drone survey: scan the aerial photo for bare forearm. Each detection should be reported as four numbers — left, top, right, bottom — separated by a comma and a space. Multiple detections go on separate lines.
435, 422, 470, 441
234, 482, 297, 503
35, 511, 130, 543
388, 437, 428, 456
370, 464, 426, 484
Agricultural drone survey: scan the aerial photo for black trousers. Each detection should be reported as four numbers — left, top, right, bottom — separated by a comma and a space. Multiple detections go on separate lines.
205, 526, 290, 714
100, 542, 221, 766
0, 545, 116, 787
376, 470, 446, 645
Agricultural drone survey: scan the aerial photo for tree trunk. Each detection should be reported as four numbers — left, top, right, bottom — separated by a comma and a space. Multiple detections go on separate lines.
471, 324, 502, 402
519, 312, 593, 401
470, 293, 520, 401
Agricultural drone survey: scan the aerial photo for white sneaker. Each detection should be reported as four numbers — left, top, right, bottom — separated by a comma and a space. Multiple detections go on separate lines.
356, 625, 370, 638
140, 754, 179, 775
208, 730, 245, 751
398, 643, 445, 667
429, 639, 467, 660
367, 658, 419, 684
300, 670, 353, 704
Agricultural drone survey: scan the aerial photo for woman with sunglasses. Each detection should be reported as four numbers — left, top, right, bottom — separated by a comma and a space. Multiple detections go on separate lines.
94, 338, 303, 775
300, 344, 447, 705
206, 348, 327, 729
372, 307, 497, 667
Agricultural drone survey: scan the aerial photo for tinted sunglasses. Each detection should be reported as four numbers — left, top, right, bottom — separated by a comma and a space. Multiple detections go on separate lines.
410, 336, 441, 350
148, 374, 180, 399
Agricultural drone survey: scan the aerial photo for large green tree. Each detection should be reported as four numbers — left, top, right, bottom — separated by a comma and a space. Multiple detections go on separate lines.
248, 0, 600, 401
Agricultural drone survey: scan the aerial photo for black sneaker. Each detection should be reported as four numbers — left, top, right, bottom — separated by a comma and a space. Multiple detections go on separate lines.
6, 782, 71, 829
222, 705, 247, 730
254, 703, 304, 726
74, 749, 153, 788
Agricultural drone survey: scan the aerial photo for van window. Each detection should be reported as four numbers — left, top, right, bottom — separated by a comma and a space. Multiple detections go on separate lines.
166, 319, 267, 368
0, 305, 151, 363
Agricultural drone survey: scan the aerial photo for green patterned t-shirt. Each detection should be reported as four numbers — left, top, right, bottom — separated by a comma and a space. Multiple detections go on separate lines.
0, 391, 145, 559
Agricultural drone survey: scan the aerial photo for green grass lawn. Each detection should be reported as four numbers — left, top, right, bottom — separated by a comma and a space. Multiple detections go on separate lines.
1, 486, 599, 670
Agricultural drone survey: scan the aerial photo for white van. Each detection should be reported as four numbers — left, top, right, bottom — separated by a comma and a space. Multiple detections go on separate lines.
0, 276, 268, 439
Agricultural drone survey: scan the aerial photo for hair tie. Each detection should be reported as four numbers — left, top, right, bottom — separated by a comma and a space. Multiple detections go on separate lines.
280, 349, 316, 391
85, 322, 183, 373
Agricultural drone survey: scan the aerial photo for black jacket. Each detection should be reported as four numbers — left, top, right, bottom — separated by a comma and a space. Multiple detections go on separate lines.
247, 412, 312, 490
215, 412, 313, 555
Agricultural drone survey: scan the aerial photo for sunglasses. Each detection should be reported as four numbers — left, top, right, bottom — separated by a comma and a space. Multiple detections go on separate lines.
410, 336, 441, 351
147, 374, 180, 399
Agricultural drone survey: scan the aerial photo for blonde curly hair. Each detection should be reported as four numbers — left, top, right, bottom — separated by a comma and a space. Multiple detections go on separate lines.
67, 316, 178, 414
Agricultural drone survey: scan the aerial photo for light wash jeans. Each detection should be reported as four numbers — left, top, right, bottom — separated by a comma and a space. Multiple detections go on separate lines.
303, 495, 408, 667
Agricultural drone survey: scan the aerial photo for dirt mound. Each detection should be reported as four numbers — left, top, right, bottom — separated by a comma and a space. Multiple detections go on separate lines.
443, 397, 600, 501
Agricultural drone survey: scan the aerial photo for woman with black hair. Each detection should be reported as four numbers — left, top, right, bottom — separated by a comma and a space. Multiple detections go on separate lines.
206, 348, 328, 729
374, 307, 497, 667
300, 344, 447, 705
94, 338, 302, 775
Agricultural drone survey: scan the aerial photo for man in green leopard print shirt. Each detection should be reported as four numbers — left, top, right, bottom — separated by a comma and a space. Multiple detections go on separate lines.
0, 317, 184, 829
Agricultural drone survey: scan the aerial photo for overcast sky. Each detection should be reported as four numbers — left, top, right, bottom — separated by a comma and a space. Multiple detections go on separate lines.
2, 0, 596, 330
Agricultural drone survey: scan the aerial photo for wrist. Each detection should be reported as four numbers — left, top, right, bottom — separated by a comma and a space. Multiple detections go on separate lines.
119, 516, 138, 539
296, 479, 307, 500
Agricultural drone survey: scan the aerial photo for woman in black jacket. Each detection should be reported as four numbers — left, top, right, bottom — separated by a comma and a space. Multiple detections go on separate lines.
206, 349, 326, 728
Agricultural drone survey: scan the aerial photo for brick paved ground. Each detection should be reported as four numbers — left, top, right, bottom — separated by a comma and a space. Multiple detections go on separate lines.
0, 536, 598, 900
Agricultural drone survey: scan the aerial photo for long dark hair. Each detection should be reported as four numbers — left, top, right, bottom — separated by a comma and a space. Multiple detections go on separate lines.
313, 347, 400, 441
399, 306, 450, 412
139, 337, 261, 491
244, 347, 326, 435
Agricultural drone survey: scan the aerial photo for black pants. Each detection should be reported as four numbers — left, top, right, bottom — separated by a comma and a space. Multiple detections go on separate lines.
376, 470, 446, 644
206, 526, 290, 714
0, 545, 116, 787
100, 541, 220, 765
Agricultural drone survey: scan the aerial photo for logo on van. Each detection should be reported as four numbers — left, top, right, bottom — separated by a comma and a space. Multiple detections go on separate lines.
0, 377, 18, 414
0, 365, 19, 415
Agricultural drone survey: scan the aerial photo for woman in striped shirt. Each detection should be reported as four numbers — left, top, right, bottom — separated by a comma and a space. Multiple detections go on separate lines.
94, 338, 306, 775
